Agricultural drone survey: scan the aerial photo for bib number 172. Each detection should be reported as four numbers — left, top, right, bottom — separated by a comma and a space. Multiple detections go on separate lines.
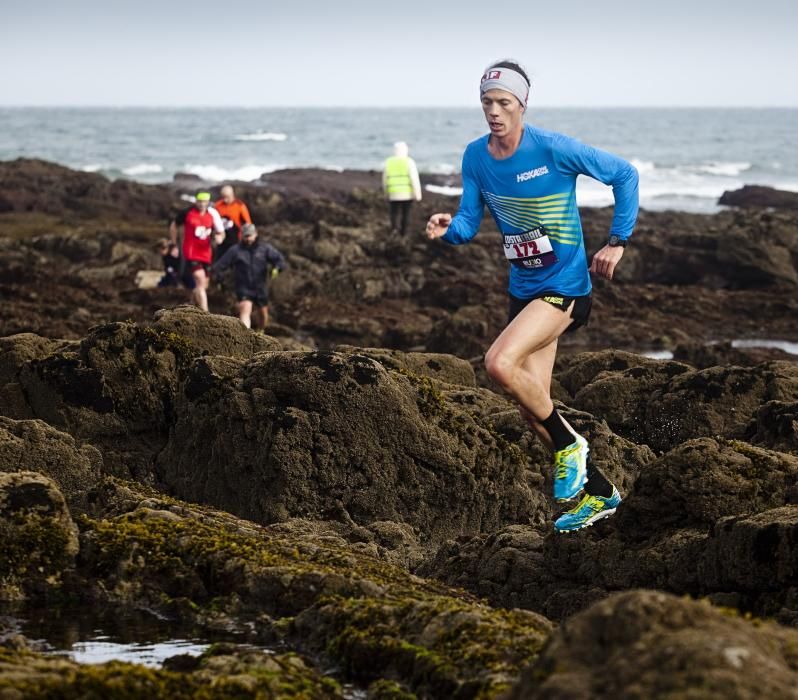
512, 240, 540, 257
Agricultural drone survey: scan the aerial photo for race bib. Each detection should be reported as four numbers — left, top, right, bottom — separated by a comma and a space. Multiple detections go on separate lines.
194, 226, 211, 240
503, 226, 558, 269
222, 217, 235, 230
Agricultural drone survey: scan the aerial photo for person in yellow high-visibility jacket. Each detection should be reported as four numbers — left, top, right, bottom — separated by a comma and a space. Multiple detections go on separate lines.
382, 141, 422, 235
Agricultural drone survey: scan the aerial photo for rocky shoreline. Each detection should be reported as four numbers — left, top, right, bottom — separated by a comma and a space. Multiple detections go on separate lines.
1, 159, 798, 697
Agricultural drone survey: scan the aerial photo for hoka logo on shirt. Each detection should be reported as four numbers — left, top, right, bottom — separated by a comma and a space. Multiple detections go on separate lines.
516, 165, 549, 183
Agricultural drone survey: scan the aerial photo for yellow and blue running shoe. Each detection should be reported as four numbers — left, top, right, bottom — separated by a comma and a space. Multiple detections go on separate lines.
554, 487, 622, 533
553, 435, 589, 501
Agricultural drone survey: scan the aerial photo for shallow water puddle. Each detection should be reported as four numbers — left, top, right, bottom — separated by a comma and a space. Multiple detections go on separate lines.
639, 339, 798, 362
730, 339, 798, 355
0, 604, 261, 668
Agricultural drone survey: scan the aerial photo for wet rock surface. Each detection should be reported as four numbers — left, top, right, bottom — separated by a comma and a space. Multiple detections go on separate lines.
1, 160, 798, 697
506, 590, 798, 700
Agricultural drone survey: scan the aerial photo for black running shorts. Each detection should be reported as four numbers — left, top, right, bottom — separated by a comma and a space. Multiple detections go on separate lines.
507, 291, 593, 334
237, 287, 269, 307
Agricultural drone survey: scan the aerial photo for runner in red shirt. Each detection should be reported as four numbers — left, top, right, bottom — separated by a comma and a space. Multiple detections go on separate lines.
168, 191, 225, 311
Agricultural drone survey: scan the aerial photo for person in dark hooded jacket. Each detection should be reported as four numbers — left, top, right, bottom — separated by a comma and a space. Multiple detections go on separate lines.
212, 224, 285, 329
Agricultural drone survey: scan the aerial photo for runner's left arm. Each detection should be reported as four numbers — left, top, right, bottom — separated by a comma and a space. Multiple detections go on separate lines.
208, 207, 226, 244
241, 203, 252, 225
265, 244, 286, 271
552, 135, 639, 240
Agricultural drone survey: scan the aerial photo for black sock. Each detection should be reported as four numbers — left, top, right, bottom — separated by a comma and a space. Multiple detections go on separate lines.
585, 457, 614, 498
540, 408, 576, 451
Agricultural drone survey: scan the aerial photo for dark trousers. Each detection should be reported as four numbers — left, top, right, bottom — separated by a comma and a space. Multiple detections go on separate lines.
389, 200, 412, 236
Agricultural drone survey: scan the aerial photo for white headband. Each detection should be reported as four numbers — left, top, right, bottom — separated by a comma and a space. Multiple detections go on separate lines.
480, 67, 529, 107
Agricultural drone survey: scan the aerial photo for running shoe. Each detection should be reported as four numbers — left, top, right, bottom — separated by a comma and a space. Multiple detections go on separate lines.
554, 487, 622, 533
553, 435, 589, 501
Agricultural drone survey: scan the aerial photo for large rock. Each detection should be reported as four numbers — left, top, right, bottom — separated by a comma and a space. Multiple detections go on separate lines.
151, 305, 281, 357
618, 438, 798, 536
158, 350, 539, 547
0, 471, 79, 599
18, 321, 185, 478
507, 590, 798, 699
14, 310, 280, 478
701, 505, 798, 622
744, 400, 798, 455
0, 417, 102, 514
0, 333, 70, 420
334, 345, 476, 387
719, 184, 798, 210
572, 359, 798, 452
0, 157, 173, 219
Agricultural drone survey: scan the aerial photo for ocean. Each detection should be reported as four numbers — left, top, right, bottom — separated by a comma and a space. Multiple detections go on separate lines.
1, 107, 796, 213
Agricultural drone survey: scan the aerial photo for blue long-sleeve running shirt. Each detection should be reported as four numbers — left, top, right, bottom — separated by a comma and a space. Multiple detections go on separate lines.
442, 123, 639, 298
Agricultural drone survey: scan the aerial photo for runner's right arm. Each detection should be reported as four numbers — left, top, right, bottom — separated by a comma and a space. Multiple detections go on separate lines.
211, 246, 236, 275
426, 148, 484, 242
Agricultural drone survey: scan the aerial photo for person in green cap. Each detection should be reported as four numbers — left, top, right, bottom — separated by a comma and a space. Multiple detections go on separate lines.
169, 191, 225, 311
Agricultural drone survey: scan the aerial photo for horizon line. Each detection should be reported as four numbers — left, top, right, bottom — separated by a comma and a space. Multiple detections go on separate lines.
1, 104, 797, 110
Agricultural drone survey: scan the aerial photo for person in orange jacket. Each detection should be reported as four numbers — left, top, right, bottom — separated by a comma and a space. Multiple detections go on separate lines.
214, 185, 253, 258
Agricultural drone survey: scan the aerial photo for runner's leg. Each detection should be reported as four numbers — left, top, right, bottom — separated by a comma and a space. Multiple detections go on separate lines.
399, 201, 411, 236
256, 305, 269, 328
519, 339, 558, 452
192, 268, 209, 311
485, 299, 575, 422
238, 300, 253, 328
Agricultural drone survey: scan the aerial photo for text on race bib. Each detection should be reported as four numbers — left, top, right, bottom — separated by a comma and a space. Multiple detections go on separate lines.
194, 226, 211, 240
503, 226, 558, 269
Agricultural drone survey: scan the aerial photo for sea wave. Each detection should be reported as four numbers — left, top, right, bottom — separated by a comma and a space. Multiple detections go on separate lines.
425, 184, 462, 197
80, 164, 105, 172
428, 163, 457, 175
690, 161, 751, 177
122, 163, 163, 176
629, 159, 655, 174
182, 163, 286, 182
234, 132, 287, 142
576, 171, 743, 208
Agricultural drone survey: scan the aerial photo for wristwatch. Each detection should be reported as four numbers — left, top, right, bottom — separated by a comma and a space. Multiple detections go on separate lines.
608, 234, 628, 248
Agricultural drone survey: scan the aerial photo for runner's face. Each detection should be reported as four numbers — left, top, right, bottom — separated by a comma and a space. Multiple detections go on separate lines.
243, 235, 256, 246
196, 200, 209, 213
481, 89, 524, 138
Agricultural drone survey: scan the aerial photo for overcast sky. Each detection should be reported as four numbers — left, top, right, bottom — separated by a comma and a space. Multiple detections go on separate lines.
2, 0, 796, 107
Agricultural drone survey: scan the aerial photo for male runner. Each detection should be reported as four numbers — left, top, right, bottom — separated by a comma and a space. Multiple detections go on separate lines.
426, 59, 639, 532
211, 224, 285, 329
169, 192, 225, 311
214, 185, 253, 258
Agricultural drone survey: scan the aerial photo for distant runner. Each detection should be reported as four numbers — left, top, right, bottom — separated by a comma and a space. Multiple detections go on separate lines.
212, 223, 285, 329
425, 59, 639, 532
169, 192, 225, 311
214, 185, 253, 259
156, 238, 181, 287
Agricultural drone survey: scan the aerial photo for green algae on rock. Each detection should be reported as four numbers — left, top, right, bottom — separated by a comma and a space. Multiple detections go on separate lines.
0, 644, 343, 699
0, 472, 79, 600
72, 492, 554, 698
